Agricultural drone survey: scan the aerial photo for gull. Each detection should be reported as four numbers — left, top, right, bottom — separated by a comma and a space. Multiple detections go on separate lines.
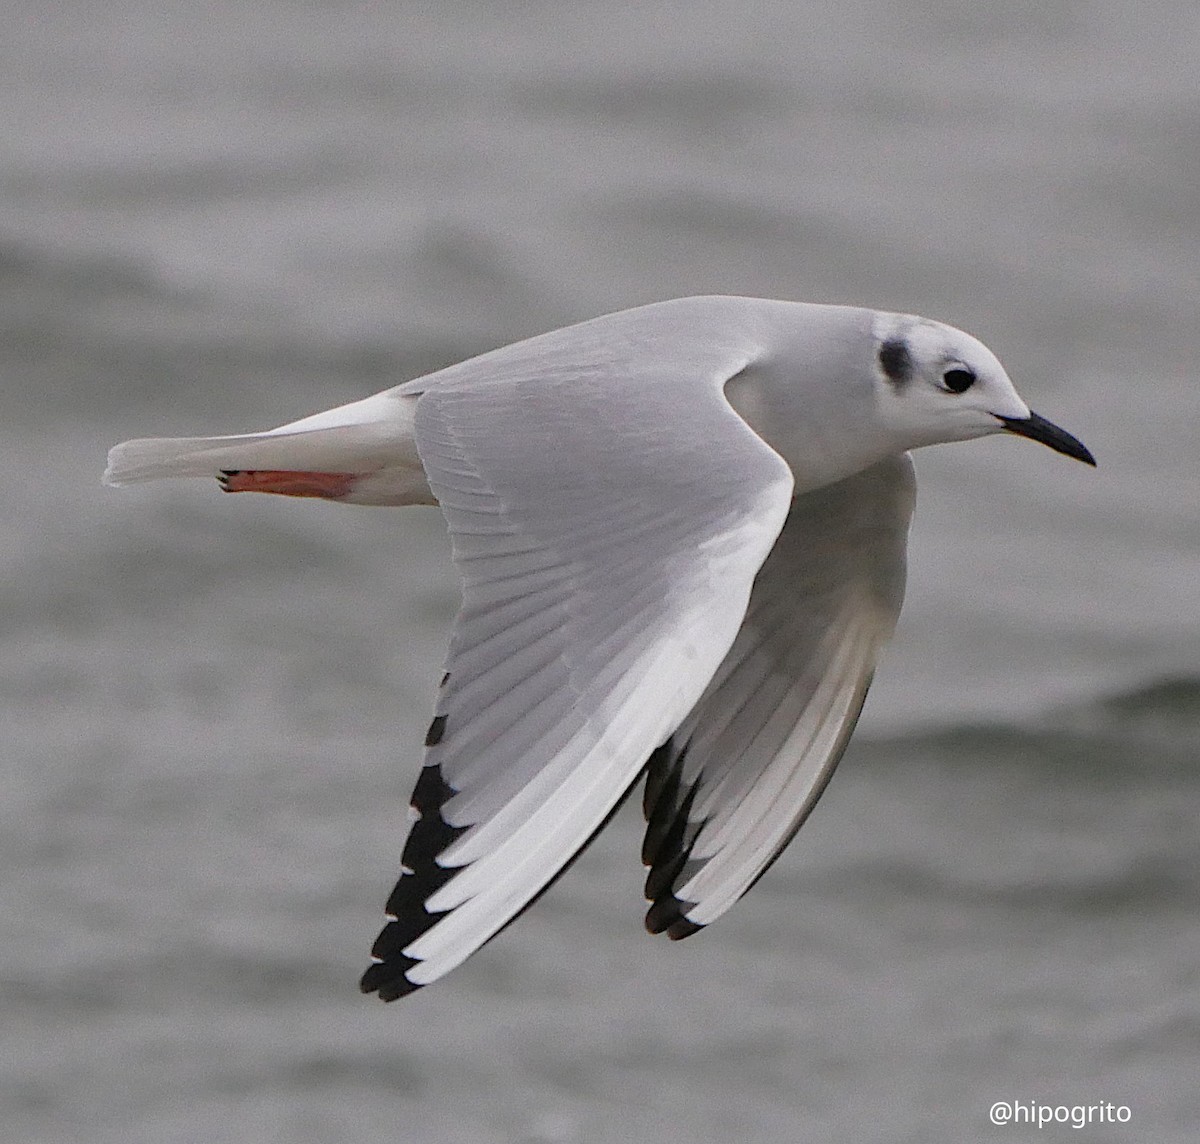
103, 296, 1095, 1000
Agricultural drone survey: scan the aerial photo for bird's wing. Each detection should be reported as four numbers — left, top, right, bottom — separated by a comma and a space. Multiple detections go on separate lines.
361, 351, 795, 999
641, 455, 915, 937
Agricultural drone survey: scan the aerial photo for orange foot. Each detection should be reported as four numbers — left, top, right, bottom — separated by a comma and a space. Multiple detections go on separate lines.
217, 470, 360, 499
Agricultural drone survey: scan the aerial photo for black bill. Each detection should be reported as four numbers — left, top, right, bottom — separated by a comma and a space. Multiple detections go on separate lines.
998, 411, 1096, 466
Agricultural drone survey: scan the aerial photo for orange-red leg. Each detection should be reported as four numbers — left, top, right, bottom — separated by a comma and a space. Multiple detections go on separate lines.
217, 470, 360, 499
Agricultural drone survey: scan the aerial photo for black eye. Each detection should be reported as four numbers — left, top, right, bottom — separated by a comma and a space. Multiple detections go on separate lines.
942, 367, 976, 394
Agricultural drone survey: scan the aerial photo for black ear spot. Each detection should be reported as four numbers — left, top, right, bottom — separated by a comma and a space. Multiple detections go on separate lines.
878, 338, 912, 384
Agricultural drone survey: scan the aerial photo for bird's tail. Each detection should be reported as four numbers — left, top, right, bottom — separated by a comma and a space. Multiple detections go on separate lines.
102, 391, 419, 487
103, 432, 291, 485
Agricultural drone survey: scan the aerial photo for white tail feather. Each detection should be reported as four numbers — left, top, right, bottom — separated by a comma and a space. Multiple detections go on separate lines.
102, 392, 421, 486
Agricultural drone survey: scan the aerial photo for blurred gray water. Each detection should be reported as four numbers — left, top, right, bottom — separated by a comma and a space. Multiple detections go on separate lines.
4, 2, 1199, 1141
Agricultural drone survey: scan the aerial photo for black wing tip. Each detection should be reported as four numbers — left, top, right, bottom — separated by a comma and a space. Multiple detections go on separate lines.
424, 713, 448, 747
642, 737, 686, 823
360, 959, 425, 1002
644, 895, 705, 941
360, 761, 463, 1003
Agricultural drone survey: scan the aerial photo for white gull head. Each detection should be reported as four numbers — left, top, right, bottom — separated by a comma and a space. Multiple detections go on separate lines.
867, 311, 1094, 467
720, 300, 1094, 492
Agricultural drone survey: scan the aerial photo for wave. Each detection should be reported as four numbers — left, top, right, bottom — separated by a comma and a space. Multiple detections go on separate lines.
861, 674, 1200, 762
5, 945, 348, 1016
1067, 674, 1200, 726
0, 232, 431, 424
0, 235, 181, 303
834, 853, 1195, 917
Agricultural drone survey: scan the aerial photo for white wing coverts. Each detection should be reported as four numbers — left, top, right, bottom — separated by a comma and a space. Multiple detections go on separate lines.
361, 346, 795, 998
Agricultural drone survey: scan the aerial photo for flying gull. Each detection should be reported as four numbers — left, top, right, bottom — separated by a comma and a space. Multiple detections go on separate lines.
103, 296, 1095, 1000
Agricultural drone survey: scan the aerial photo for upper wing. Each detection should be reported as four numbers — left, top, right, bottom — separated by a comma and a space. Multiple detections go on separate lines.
641, 455, 916, 937
360, 349, 794, 999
